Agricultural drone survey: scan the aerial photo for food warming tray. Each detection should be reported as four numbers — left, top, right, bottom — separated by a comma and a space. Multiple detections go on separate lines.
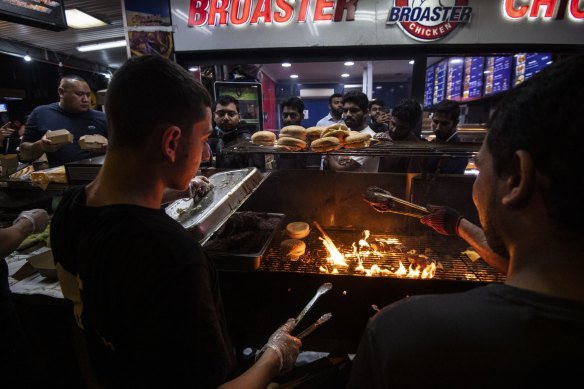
165, 168, 270, 244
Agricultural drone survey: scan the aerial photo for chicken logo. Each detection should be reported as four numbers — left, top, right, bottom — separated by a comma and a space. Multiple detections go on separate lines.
387, 0, 472, 42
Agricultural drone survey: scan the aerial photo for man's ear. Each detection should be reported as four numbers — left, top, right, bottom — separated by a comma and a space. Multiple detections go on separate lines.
57, 87, 65, 97
161, 126, 182, 163
502, 150, 534, 206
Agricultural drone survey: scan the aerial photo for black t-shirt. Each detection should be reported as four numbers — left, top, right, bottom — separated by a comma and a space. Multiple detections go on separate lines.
50, 186, 236, 388
348, 283, 584, 388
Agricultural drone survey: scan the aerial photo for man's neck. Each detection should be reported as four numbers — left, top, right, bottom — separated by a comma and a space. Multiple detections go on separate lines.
331, 112, 341, 121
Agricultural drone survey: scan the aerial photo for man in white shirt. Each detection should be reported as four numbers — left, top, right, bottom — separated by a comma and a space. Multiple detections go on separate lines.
325, 91, 379, 172
316, 93, 344, 127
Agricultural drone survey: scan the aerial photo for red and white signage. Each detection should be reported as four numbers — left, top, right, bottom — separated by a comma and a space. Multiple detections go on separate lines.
386, 0, 473, 42
503, 0, 584, 21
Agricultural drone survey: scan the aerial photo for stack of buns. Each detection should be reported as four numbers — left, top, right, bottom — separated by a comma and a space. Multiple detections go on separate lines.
251, 130, 277, 146
277, 125, 307, 151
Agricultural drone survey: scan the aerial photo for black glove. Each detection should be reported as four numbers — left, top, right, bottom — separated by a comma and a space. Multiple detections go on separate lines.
420, 205, 464, 236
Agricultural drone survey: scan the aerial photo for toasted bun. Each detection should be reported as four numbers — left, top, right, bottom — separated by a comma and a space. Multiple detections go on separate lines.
344, 132, 372, 149
305, 126, 325, 140
280, 125, 307, 140
286, 222, 310, 239
310, 136, 341, 153
325, 123, 349, 132
276, 136, 307, 151
280, 239, 306, 260
251, 131, 276, 146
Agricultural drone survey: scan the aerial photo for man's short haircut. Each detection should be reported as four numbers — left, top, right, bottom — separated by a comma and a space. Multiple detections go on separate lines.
105, 55, 211, 150
434, 99, 460, 123
487, 54, 584, 231
342, 91, 369, 112
392, 98, 422, 130
59, 75, 88, 89
329, 93, 343, 105
213, 95, 240, 113
368, 99, 385, 110
281, 96, 304, 113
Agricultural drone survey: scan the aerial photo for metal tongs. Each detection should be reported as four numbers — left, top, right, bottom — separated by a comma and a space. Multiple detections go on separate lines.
293, 282, 333, 339
296, 313, 333, 339
363, 186, 429, 218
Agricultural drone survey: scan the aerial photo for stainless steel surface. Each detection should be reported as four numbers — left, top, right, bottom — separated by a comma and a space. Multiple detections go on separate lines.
294, 282, 333, 327
165, 168, 269, 244
297, 312, 333, 339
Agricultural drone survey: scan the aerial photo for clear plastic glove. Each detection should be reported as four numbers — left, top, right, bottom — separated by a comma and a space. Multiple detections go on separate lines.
420, 204, 464, 236
257, 318, 302, 374
374, 132, 393, 142
188, 176, 213, 200
13, 209, 49, 234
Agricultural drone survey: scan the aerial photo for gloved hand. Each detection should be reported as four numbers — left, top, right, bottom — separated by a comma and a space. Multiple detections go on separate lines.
257, 318, 302, 374
13, 209, 49, 234
420, 205, 464, 236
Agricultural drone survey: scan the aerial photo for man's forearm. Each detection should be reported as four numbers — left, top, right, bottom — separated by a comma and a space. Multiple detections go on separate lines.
19, 141, 45, 162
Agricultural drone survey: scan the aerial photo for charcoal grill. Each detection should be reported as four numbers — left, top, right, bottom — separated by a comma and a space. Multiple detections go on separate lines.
214, 169, 505, 355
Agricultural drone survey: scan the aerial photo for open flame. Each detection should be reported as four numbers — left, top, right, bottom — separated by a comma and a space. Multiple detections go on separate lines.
318, 228, 437, 279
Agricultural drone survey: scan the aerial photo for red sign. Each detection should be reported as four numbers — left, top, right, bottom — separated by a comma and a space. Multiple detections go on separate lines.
386, 0, 472, 42
503, 0, 584, 20
188, 0, 358, 26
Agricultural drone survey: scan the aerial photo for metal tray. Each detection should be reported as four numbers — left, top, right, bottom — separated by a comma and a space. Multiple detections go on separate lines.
165, 168, 270, 244
204, 212, 285, 271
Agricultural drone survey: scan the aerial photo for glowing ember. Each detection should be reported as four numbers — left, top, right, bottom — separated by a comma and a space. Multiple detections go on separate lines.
315, 227, 438, 279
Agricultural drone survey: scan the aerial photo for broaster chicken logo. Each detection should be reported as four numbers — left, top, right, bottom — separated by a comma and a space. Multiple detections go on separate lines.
387, 0, 473, 42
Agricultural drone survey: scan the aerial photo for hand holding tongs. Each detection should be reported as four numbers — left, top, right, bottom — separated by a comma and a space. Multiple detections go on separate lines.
296, 313, 332, 339
363, 186, 429, 218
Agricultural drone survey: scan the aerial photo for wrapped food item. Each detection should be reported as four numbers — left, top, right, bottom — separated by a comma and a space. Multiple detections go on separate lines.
45, 129, 73, 144
79, 134, 108, 150
31, 165, 67, 190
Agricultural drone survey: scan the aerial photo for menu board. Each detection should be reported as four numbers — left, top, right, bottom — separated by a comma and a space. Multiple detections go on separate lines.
424, 65, 435, 108
462, 57, 484, 101
484, 56, 512, 96
514, 53, 553, 86
0, 0, 66, 31
432, 60, 447, 105
446, 57, 464, 101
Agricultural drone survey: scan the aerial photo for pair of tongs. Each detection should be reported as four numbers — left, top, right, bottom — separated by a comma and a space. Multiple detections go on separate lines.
293, 282, 333, 339
363, 186, 429, 218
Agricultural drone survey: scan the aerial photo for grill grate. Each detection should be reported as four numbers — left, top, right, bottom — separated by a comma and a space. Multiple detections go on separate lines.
224, 140, 479, 158
259, 227, 505, 283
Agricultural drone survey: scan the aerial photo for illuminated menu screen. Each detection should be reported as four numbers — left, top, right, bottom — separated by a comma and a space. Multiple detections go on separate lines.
424, 65, 435, 108
484, 56, 512, 96
514, 53, 553, 86
433, 60, 447, 105
462, 57, 484, 101
446, 58, 463, 101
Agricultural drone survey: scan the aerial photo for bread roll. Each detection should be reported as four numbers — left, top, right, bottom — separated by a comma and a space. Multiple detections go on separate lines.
344, 132, 372, 149
310, 137, 341, 153
286, 222, 310, 239
280, 239, 306, 261
305, 127, 325, 141
251, 131, 277, 146
276, 136, 307, 151
280, 125, 307, 140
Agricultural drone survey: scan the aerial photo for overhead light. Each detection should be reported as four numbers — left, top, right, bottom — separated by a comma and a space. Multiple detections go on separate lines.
282, 62, 292, 67
23, 53, 31, 61
341, 73, 350, 78
77, 40, 126, 52
290, 74, 299, 79
188, 66, 200, 72
344, 61, 354, 66
376, 86, 382, 89
66, 9, 108, 29
409, 60, 415, 65
344, 84, 362, 88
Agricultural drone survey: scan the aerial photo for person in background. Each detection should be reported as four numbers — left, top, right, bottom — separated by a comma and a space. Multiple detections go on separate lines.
377, 98, 424, 173
1, 209, 50, 385
277, 96, 308, 169
368, 99, 390, 133
50, 55, 300, 388
424, 99, 469, 174
19, 75, 107, 167
325, 91, 379, 172
1, 120, 20, 154
210, 95, 262, 169
348, 54, 584, 388
316, 93, 344, 127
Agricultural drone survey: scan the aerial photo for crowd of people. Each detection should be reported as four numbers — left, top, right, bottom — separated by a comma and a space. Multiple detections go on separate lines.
3, 54, 583, 387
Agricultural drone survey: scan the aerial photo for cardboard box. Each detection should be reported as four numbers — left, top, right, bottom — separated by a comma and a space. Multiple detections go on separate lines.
0, 153, 18, 177
79, 134, 108, 150
46, 129, 73, 144
25, 246, 57, 279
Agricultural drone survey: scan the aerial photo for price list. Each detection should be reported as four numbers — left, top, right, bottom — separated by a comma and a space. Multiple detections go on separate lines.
432, 60, 447, 105
446, 58, 463, 101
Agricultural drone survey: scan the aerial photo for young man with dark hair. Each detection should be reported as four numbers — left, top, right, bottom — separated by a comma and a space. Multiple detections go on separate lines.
368, 99, 390, 133
349, 54, 584, 388
316, 93, 344, 127
50, 55, 300, 388
19, 75, 107, 167
326, 91, 379, 172
281, 96, 305, 127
